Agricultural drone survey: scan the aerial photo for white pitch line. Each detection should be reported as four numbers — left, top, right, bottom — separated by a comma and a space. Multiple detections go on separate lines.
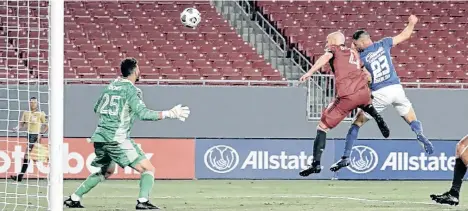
61, 194, 460, 208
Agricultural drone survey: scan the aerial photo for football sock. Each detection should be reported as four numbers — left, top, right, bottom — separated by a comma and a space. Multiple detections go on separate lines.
343, 124, 360, 158
409, 120, 423, 135
74, 172, 105, 199
313, 130, 327, 164
17, 158, 30, 181
361, 104, 379, 119
139, 171, 155, 201
450, 158, 467, 197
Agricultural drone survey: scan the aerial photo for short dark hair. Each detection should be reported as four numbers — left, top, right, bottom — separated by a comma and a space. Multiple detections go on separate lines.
120, 58, 138, 77
352, 30, 369, 40
30, 97, 37, 100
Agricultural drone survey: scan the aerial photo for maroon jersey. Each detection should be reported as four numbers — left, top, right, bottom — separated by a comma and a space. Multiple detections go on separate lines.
326, 45, 369, 97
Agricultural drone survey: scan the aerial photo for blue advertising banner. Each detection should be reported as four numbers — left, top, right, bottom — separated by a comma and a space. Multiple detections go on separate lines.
334, 140, 458, 180
195, 139, 335, 179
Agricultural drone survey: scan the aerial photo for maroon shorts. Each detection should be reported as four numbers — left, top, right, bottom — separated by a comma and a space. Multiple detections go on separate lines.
320, 87, 372, 129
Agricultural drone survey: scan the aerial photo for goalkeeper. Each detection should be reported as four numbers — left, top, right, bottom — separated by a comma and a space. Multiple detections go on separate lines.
64, 58, 190, 210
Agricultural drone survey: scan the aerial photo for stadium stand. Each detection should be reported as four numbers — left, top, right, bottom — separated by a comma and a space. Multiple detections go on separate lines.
2, 1, 467, 86
256, 1, 468, 84
1, 1, 284, 84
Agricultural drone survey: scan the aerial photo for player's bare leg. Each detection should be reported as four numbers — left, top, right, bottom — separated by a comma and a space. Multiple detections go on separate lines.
430, 135, 468, 206
300, 123, 328, 177
64, 163, 116, 208
402, 107, 434, 154
331, 105, 389, 172
132, 159, 159, 210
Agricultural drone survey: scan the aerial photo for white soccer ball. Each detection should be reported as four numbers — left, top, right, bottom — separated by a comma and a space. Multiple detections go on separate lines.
180, 7, 201, 28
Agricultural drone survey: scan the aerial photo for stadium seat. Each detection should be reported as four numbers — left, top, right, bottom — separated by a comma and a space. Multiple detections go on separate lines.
0, 2, 279, 84
258, 1, 468, 85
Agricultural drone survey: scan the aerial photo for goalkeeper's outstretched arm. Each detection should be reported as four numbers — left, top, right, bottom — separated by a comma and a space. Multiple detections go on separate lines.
128, 91, 163, 121
128, 90, 190, 121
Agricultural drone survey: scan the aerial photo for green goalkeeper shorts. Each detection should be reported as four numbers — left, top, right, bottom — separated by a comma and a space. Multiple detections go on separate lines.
91, 139, 146, 169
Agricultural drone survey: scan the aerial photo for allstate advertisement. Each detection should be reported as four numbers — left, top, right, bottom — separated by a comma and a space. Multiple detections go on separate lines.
195, 139, 335, 179
335, 139, 458, 180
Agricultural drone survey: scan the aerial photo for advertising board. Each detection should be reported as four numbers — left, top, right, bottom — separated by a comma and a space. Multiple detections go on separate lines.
0, 137, 195, 179
195, 139, 334, 179
334, 139, 458, 180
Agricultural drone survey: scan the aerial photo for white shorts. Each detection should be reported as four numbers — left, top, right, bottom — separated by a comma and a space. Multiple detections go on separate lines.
362, 84, 412, 119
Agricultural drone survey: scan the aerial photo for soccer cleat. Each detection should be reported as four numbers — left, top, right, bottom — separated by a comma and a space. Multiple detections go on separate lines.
136, 200, 160, 210
10, 175, 21, 183
330, 157, 350, 172
64, 197, 85, 208
417, 134, 434, 154
299, 161, 322, 177
374, 115, 390, 138
430, 191, 459, 206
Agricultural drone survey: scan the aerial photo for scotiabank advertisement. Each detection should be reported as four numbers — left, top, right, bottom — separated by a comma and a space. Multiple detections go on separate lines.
0, 138, 195, 179
334, 139, 458, 180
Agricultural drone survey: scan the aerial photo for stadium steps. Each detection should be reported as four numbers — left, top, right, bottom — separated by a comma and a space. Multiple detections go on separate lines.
213, 1, 302, 80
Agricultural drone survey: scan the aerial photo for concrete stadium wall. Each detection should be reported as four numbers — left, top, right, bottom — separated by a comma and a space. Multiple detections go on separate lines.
0, 85, 466, 139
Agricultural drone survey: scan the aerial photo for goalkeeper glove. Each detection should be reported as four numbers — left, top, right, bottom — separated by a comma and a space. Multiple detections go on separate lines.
162, 104, 190, 122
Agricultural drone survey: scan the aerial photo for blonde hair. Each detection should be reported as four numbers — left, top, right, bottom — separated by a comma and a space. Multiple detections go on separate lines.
327, 31, 345, 45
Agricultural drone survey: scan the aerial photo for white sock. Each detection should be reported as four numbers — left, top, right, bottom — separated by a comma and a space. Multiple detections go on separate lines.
71, 193, 81, 201
138, 198, 148, 203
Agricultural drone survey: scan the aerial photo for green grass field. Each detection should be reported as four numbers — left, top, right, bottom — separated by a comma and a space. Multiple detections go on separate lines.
0, 180, 467, 211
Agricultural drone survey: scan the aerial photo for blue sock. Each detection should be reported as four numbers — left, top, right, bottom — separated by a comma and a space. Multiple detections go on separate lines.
343, 124, 360, 158
409, 120, 423, 135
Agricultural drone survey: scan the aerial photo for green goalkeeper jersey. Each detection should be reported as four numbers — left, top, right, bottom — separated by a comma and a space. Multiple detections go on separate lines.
90, 78, 160, 143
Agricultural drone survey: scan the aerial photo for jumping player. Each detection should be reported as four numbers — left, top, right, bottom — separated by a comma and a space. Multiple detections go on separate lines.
330, 15, 434, 172
430, 135, 468, 206
298, 32, 389, 177
64, 58, 190, 210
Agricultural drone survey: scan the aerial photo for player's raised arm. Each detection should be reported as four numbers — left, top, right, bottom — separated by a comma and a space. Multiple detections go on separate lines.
127, 89, 163, 121
392, 15, 418, 46
299, 52, 333, 82
127, 88, 190, 122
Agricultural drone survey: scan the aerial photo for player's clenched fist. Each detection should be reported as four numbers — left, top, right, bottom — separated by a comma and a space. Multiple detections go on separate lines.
299, 72, 313, 82
163, 104, 191, 122
408, 15, 418, 25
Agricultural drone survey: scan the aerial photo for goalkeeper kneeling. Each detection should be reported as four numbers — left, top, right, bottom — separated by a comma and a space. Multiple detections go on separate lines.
64, 58, 190, 210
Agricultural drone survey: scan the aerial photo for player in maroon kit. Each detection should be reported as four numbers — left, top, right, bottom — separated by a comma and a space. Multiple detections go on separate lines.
430, 135, 468, 205
299, 32, 390, 176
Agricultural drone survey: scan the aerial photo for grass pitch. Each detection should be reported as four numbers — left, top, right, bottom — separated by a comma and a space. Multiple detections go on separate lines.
0, 180, 467, 211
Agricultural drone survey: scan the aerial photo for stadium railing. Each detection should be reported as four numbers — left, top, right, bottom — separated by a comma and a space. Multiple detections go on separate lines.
291, 48, 313, 73
306, 75, 468, 121
61, 78, 299, 86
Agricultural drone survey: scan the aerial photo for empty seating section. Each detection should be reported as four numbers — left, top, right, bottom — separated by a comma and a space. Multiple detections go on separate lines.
0, 0, 49, 80
1, 1, 284, 84
258, 1, 468, 84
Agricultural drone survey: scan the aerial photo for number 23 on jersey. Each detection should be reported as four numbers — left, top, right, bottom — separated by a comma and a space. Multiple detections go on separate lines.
370, 55, 391, 83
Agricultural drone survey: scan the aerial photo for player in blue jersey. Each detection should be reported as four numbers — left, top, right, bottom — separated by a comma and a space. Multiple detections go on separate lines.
330, 15, 434, 172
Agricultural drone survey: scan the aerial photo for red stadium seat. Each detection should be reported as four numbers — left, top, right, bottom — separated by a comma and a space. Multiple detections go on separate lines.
256, 0, 467, 85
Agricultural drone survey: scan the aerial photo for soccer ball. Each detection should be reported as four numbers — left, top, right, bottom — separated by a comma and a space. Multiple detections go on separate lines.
180, 8, 201, 28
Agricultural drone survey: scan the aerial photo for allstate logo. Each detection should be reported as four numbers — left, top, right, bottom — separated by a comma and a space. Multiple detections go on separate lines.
204, 145, 240, 173
348, 145, 378, 174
